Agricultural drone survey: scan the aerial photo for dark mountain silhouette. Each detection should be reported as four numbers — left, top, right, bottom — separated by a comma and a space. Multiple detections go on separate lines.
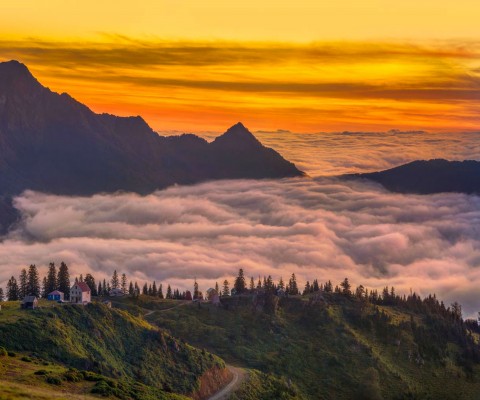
0, 60, 303, 230
351, 159, 480, 194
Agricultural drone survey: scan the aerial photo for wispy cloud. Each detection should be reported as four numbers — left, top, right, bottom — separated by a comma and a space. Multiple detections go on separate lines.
0, 38, 478, 132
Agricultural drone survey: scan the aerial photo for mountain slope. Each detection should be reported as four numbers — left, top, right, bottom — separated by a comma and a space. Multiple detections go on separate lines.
350, 159, 480, 194
0, 60, 303, 197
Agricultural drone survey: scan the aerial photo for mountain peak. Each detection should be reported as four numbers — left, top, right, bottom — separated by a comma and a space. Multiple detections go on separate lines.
0, 60, 42, 95
214, 122, 260, 148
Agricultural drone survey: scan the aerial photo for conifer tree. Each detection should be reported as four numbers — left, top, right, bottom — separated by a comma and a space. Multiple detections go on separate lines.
7, 277, 19, 301
134, 282, 140, 297
249, 277, 255, 291
19, 268, 28, 299
215, 281, 220, 294
158, 284, 164, 299
57, 262, 71, 299
288, 273, 299, 295
0, 287, 4, 302
42, 276, 47, 298
340, 278, 351, 296
142, 283, 148, 295
234, 268, 246, 294
257, 277, 262, 289
148, 284, 152, 296
278, 277, 285, 290
121, 273, 127, 294
303, 281, 311, 295
111, 270, 119, 289
27, 264, 41, 297
152, 281, 158, 296
85, 274, 97, 296
98, 282, 103, 297
45, 262, 57, 295
222, 280, 230, 296
324, 280, 333, 292
193, 279, 199, 300
128, 281, 134, 296
166, 284, 172, 299
313, 279, 319, 292
102, 279, 108, 296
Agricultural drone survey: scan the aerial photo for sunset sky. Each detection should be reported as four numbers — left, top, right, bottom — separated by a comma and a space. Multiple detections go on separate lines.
0, 0, 479, 132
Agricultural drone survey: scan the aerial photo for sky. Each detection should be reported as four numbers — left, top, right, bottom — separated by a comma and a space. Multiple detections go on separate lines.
0, 0, 479, 132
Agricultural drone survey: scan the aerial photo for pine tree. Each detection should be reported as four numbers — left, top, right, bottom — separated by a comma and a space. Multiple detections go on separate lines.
303, 281, 311, 295
324, 280, 333, 292
193, 279, 199, 300
142, 283, 148, 295
42, 276, 47, 298
121, 273, 127, 294
340, 278, 351, 296
129, 281, 134, 296
234, 268, 246, 294
313, 279, 319, 292
111, 270, 119, 289
257, 277, 262, 289
98, 282, 103, 297
249, 277, 255, 291
134, 282, 140, 297
0, 287, 4, 302
222, 280, 230, 296
7, 277, 19, 301
288, 273, 299, 295
19, 268, 28, 299
152, 281, 158, 296
85, 274, 97, 296
103, 279, 108, 296
148, 284, 153, 296
158, 284, 164, 299
57, 262, 70, 299
27, 264, 40, 297
166, 285, 172, 299
45, 262, 57, 295
215, 281, 220, 294
278, 277, 285, 290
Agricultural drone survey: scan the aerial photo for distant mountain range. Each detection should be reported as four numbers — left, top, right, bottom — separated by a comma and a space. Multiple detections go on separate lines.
350, 159, 480, 195
0, 60, 303, 230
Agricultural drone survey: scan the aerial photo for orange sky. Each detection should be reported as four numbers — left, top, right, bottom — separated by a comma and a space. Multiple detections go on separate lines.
0, 1, 479, 132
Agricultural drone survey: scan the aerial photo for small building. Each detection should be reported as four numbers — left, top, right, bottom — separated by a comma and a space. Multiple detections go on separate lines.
21, 296, 38, 309
70, 282, 91, 304
109, 288, 124, 297
47, 290, 64, 301
206, 288, 218, 301
102, 300, 112, 308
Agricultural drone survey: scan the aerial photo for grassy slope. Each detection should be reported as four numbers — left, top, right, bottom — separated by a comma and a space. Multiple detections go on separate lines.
0, 300, 224, 399
143, 295, 480, 400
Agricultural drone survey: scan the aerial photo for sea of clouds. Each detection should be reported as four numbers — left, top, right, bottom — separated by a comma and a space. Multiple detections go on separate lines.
2, 130, 480, 317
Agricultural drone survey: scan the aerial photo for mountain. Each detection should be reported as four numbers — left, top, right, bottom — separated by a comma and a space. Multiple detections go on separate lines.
349, 159, 480, 194
0, 60, 303, 231
0, 60, 302, 195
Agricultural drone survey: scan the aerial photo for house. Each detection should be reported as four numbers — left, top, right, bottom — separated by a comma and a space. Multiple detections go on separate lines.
21, 296, 38, 309
109, 288, 124, 297
206, 288, 218, 301
70, 282, 91, 304
47, 290, 64, 301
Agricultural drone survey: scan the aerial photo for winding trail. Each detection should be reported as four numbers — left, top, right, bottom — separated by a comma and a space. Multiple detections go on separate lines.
208, 365, 246, 400
144, 301, 189, 317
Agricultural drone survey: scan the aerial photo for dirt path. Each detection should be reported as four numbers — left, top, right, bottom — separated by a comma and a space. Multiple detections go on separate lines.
144, 301, 189, 317
207, 365, 246, 400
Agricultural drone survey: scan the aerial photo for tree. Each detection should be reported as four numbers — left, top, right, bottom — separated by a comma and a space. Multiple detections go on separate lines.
313, 279, 319, 292
57, 262, 70, 299
158, 284, 164, 299
27, 264, 41, 297
249, 277, 255, 291
85, 274, 97, 296
340, 278, 351, 296
215, 281, 220, 294
222, 280, 230, 296
111, 270, 119, 290
121, 273, 128, 294
166, 285, 172, 299
98, 282, 103, 297
234, 268, 246, 294
142, 283, 148, 295
7, 277, 19, 301
451, 301, 462, 320
193, 279, 199, 300
278, 277, 285, 290
45, 262, 57, 295
19, 268, 28, 299
102, 279, 108, 296
288, 273, 299, 295
42, 276, 47, 298
324, 280, 333, 293
0, 288, 4, 302
303, 281, 311, 295
128, 281, 134, 296
152, 281, 157, 296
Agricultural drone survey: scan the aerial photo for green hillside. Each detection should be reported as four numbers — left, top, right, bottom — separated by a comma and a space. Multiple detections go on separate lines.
0, 300, 226, 399
142, 293, 480, 400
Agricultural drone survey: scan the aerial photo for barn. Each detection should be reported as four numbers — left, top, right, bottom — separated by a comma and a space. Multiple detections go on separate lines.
21, 296, 38, 309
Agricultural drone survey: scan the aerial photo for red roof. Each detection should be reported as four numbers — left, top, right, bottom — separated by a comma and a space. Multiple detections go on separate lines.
75, 282, 91, 292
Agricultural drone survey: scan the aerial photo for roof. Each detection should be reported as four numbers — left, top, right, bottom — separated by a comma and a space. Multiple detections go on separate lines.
74, 282, 91, 292
23, 296, 37, 302
48, 290, 63, 295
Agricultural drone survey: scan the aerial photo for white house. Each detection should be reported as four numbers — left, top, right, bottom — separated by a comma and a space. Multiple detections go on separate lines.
70, 282, 91, 304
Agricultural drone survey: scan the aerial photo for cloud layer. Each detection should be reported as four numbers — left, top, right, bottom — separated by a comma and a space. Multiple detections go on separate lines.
1, 175, 480, 317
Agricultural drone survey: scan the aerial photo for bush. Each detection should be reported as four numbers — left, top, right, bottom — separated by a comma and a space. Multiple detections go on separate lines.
82, 371, 104, 382
91, 380, 114, 396
64, 368, 83, 382
0, 347, 7, 356
46, 376, 62, 385
20, 356, 32, 362
34, 369, 49, 375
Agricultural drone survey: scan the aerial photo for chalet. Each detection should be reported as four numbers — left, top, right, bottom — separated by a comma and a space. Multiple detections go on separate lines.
47, 290, 64, 301
70, 282, 91, 304
109, 288, 124, 297
21, 296, 38, 309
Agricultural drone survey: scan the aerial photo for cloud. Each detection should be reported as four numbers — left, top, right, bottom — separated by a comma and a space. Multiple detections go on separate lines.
1, 175, 480, 318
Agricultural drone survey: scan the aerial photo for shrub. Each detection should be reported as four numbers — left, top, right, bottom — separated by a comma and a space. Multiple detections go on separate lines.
34, 369, 49, 375
82, 371, 104, 382
0, 347, 7, 356
21, 356, 32, 362
91, 380, 114, 396
64, 368, 83, 382
46, 376, 62, 385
